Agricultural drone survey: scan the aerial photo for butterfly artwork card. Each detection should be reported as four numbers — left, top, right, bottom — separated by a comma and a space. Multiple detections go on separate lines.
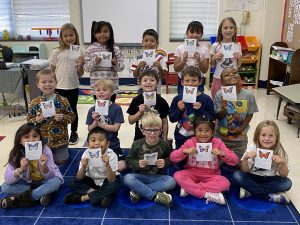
221, 85, 237, 101
143, 91, 156, 107
69, 44, 81, 59
87, 148, 104, 167
40, 100, 56, 118
143, 152, 158, 166
25, 141, 42, 160
182, 86, 197, 103
100, 51, 112, 67
95, 100, 109, 116
184, 39, 197, 58
254, 148, 273, 170
196, 143, 212, 161
222, 42, 234, 58
142, 49, 156, 66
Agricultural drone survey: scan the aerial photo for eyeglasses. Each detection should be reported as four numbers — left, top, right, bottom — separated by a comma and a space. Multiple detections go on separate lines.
142, 128, 161, 134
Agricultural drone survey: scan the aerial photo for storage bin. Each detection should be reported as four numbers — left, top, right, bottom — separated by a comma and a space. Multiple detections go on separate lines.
245, 36, 260, 51
210, 36, 216, 44
237, 36, 247, 50
284, 104, 300, 122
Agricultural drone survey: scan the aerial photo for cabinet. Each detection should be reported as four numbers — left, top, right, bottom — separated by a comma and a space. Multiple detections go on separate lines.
266, 42, 300, 95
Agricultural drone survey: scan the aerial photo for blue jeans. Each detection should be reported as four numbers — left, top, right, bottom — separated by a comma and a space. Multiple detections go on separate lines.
233, 171, 292, 200
124, 173, 176, 200
1, 177, 62, 200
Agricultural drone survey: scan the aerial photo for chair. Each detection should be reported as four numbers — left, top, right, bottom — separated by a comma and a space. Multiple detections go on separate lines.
165, 53, 178, 94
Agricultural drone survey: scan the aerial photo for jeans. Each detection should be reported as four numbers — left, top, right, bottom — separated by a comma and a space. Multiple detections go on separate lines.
124, 173, 176, 200
1, 177, 62, 200
233, 171, 292, 200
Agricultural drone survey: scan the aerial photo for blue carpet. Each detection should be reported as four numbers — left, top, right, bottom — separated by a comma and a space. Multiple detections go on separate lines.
0, 148, 299, 225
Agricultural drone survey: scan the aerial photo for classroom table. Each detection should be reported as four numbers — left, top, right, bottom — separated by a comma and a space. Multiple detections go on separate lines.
272, 83, 300, 137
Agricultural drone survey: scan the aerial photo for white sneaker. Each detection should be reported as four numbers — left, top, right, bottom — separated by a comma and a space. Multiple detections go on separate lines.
269, 192, 290, 204
180, 188, 189, 197
239, 188, 252, 199
204, 192, 226, 205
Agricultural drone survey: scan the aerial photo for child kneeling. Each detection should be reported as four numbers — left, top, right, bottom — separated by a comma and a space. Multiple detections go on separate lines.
64, 127, 120, 208
124, 109, 176, 207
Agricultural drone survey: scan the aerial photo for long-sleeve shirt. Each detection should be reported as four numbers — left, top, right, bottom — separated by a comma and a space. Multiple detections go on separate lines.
170, 137, 239, 175
4, 145, 63, 184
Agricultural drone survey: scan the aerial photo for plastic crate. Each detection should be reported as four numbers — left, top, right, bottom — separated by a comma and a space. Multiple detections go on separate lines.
210, 36, 216, 44
245, 36, 260, 51
237, 36, 247, 50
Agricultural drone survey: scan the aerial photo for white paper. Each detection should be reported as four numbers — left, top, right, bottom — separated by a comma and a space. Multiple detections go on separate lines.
99, 51, 112, 67
95, 100, 109, 116
196, 143, 213, 161
40, 100, 56, 118
184, 39, 197, 57
222, 42, 234, 58
221, 85, 237, 101
270, 80, 283, 87
144, 152, 158, 166
142, 49, 155, 65
69, 45, 81, 59
87, 148, 104, 167
143, 91, 156, 106
182, 86, 197, 103
254, 148, 273, 170
25, 141, 42, 160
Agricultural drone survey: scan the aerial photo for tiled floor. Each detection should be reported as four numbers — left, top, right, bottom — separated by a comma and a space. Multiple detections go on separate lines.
0, 85, 300, 213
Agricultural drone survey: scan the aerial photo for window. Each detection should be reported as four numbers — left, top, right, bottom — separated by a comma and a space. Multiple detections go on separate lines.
1, 0, 70, 40
0, 0, 14, 37
170, 0, 218, 41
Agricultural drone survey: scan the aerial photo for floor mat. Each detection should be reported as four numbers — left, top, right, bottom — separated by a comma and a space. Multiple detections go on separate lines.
1, 148, 298, 225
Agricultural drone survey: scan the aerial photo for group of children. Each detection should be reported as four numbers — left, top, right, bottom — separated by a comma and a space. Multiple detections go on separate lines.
0, 17, 292, 209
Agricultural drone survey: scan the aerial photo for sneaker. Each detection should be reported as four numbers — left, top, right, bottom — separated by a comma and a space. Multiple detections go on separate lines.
0, 196, 17, 209
154, 192, 173, 207
204, 192, 226, 205
69, 132, 79, 145
130, 190, 141, 204
40, 192, 56, 207
269, 192, 290, 204
64, 192, 82, 204
100, 196, 112, 208
180, 188, 189, 197
239, 188, 252, 199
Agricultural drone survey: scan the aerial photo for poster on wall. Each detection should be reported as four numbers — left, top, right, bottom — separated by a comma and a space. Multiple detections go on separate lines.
224, 0, 260, 11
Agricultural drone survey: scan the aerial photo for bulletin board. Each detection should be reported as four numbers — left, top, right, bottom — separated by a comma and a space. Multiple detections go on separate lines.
81, 0, 158, 44
282, 0, 300, 49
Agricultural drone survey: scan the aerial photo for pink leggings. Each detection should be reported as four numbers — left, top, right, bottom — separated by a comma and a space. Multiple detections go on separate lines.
174, 169, 230, 199
210, 77, 222, 101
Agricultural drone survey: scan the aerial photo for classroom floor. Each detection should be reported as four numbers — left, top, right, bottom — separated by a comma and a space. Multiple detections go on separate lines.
0, 85, 300, 222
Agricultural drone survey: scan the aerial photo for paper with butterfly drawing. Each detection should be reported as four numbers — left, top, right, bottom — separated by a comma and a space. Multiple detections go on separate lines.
40, 100, 56, 118
196, 143, 213, 161
144, 152, 158, 166
184, 39, 197, 58
69, 45, 81, 59
222, 42, 234, 58
95, 100, 109, 116
99, 51, 112, 67
221, 85, 237, 101
254, 148, 273, 170
25, 141, 42, 160
143, 91, 156, 106
142, 49, 156, 66
182, 86, 197, 103
86, 148, 104, 167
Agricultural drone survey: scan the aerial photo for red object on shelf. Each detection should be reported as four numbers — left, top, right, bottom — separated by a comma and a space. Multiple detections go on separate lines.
237, 36, 247, 50
165, 53, 178, 94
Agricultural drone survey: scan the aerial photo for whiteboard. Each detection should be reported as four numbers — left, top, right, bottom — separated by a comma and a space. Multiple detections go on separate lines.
81, 0, 158, 44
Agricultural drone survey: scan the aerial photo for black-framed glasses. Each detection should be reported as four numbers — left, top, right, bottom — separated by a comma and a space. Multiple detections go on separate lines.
142, 128, 161, 134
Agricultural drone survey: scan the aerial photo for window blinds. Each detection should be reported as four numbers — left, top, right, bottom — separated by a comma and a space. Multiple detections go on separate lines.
0, 0, 14, 35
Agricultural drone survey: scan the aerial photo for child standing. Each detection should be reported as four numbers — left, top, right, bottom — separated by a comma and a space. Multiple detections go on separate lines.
84, 21, 125, 102
49, 23, 84, 145
131, 29, 167, 94
170, 117, 238, 205
86, 78, 126, 172
233, 120, 292, 204
174, 21, 210, 94
127, 69, 169, 141
27, 69, 75, 165
124, 109, 176, 207
210, 17, 242, 100
169, 66, 215, 149
214, 67, 258, 159
64, 127, 120, 208
0, 123, 63, 209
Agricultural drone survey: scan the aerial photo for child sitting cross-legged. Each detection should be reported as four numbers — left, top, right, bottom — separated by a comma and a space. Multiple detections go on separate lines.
124, 109, 176, 207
